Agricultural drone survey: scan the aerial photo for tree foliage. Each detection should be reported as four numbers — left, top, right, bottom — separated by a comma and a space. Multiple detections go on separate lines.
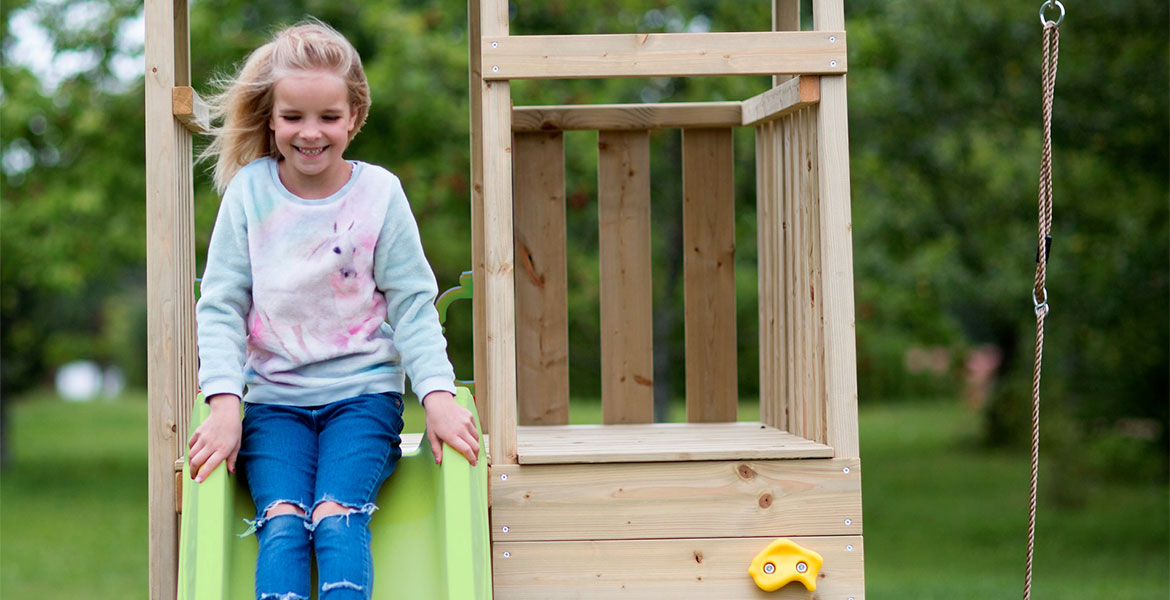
2, 0, 1166, 474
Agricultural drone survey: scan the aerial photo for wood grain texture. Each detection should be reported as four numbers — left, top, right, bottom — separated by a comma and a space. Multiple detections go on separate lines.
513, 102, 741, 132
682, 128, 738, 423
597, 130, 654, 425
491, 457, 861, 541
513, 132, 570, 425
172, 86, 209, 134
482, 31, 847, 80
493, 536, 865, 599
741, 76, 820, 126
515, 421, 833, 464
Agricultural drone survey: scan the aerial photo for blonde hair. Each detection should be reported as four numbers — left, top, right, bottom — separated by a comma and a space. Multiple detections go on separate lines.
199, 19, 371, 193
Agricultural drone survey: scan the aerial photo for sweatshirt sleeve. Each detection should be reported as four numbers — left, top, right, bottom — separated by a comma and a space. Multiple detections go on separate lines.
373, 176, 457, 402
196, 186, 253, 400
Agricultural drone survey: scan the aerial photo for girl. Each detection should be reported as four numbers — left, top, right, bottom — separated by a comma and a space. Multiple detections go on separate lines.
186, 19, 479, 600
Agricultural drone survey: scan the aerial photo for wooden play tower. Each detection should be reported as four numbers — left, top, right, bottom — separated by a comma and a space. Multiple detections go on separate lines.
146, 0, 862, 597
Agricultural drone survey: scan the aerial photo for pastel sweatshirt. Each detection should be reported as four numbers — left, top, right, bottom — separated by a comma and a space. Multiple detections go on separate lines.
196, 158, 455, 406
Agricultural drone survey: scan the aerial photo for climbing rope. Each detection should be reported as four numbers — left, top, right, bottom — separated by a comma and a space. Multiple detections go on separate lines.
1024, 2, 1062, 599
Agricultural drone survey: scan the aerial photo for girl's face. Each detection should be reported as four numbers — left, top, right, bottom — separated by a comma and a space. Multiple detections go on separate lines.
269, 69, 358, 199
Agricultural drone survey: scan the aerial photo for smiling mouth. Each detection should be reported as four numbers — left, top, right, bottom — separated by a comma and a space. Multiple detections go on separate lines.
295, 145, 327, 157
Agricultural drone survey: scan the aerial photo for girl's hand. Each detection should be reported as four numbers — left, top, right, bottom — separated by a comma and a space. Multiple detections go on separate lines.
187, 394, 243, 482
422, 391, 480, 466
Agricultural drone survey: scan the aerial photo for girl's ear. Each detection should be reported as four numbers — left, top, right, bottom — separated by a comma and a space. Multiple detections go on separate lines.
346, 108, 359, 134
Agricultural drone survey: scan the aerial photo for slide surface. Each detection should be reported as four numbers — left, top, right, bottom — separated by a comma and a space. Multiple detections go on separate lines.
178, 388, 492, 600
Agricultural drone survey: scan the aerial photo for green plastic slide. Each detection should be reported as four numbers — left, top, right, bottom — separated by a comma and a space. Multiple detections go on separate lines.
178, 387, 492, 599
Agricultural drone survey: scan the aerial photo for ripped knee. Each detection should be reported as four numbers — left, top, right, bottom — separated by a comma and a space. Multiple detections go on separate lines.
311, 501, 349, 523
266, 502, 306, 519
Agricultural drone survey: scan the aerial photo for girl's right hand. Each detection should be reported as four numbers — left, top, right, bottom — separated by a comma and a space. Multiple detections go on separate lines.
187, 394, 243, 482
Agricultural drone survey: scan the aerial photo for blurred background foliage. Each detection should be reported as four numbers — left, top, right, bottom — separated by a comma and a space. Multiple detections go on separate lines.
2, 0, 1166, 484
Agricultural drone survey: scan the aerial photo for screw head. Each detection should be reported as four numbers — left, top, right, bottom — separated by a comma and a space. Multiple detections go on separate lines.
829, 36, 836, 42
845, 518, 852, 526
846, 544, 854, 551
491, 41, 499, 48
503, 551, 511, 558
843, 466, 851, 474
763, 562, 775, 575
500, 473, 508, 480
831, 60, 838, 67
492, 65, 500, 72
501, 526, 509, 533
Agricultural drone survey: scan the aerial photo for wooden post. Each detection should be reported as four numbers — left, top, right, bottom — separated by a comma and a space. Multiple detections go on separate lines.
479, 0, 519, 464
467, 0, 490, 431
773, 0, 801, 86
681, 128, 737, 423
146, 0, 196, 597
813, 0, 860, 458
514, 132, 570, 425
597, 130, 654, 424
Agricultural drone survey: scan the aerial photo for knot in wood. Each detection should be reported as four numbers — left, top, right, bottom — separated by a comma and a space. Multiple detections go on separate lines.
736, 464, 756, 479
758, 492, 774, 508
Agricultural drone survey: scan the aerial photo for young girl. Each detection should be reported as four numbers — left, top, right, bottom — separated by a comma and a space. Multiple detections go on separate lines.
186, 19, 479, 600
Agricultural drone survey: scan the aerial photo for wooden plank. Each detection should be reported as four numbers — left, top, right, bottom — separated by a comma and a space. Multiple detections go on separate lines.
480, 0, 519, 465
682, 128, 737, 423
773, 0, 802, 87
513, 102, 741, 132
493, 536, 865, 599
597, 130, 654, 425
516, 422, 832, 464
757, 122, 783, 430
482, 31, 846, 80
741, 75, 820, 126
172, 86, 209, 134
513, 132, 570, 426
804, 108, 827, 445
814, 77, 859, 457
781, 115, 796, 435
146, 0, 188, 597
491, 457, 861, 540
468, 0, 490, 432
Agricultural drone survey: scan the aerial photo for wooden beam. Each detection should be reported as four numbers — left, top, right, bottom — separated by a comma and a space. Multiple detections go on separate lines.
773, 0, 802, 86
482, 31, 846, 80
513, 102, 741, 132
480, 0, 519, 465
741, 75, 820, 126
597, 130, 654, 424
490, 458, 862, 541
172, 86, 209, 134
516, 421, 832, 464
493, 536, 865, 599
513, 131, 570, 426
146, 0, 195, 597
681, 128, 737, 423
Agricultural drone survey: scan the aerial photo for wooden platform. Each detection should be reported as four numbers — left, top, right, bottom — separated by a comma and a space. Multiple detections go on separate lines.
515, 422, 833, 464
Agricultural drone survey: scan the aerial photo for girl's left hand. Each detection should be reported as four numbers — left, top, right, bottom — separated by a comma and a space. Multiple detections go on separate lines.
422, 391, 480, 466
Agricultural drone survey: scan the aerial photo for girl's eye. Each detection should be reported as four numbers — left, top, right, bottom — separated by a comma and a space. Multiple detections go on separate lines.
322, 116, 341, 122
282, 115, 301, 122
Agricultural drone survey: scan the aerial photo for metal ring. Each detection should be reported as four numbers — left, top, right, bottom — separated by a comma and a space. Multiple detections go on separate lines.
1033, 287, 1049, 315
1039, 0, 1065, 27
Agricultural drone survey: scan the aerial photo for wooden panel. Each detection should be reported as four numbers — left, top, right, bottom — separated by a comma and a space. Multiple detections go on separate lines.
516, 422, 832, 464
682, 128, 737, 423
482, 32, 847, 79
491, 458, 861, 541
597, 130, 654, 424
814, 78, 859, 457
741, 76, 821, 126
513, 132, 570, 425
494, 536, 865, 599
480, 0, 519, 465
513, 102, 741, 132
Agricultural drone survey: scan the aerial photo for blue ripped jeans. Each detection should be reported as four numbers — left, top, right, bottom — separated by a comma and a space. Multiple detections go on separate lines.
239, 392, 404, 600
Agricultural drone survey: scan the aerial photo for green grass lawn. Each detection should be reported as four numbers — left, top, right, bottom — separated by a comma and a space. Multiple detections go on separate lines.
2, 393, 1166, 598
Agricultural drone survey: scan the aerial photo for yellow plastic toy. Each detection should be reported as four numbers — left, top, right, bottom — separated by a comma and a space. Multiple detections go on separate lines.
748, 538, 825, 592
